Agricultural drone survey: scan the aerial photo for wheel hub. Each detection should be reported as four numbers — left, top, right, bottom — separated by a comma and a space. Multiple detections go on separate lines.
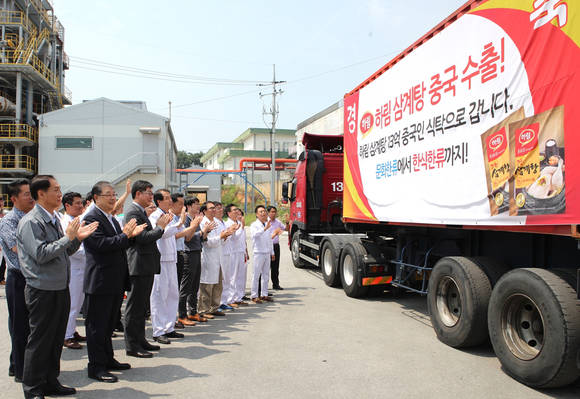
343, 254, 354, 286
435, 276, 462, 327
501, 294, 544, 360
323, 248, 333, 276
292, 237, 300, 262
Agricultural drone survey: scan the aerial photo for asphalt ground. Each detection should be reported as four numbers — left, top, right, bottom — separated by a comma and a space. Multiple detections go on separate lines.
1, 232, 580, 398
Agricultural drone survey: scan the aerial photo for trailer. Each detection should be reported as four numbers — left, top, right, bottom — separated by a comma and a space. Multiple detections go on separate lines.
284, 0, 580, 388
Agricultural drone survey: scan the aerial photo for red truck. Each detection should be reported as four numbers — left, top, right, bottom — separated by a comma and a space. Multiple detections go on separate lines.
283, 0, 580, 389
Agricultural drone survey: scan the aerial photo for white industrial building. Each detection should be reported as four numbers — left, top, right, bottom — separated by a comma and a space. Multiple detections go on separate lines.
38, 97, 178, 200
202, 127, 295, 184
295, 99, 343, 154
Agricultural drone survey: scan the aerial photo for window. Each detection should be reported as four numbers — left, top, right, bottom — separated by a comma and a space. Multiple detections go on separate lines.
56, 137, 93, 149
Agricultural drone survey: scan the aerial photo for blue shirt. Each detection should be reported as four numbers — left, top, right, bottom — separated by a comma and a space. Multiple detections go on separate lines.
0, 207, 27, 270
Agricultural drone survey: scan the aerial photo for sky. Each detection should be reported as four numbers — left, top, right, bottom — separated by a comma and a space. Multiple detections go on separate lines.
54, 0, 468, 154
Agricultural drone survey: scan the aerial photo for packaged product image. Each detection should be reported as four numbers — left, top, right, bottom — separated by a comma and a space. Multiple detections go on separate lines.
480, 108, 525, 216
508, 106, 565, 216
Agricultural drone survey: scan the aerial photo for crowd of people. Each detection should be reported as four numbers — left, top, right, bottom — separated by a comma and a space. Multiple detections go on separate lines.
0, 175, 287, 399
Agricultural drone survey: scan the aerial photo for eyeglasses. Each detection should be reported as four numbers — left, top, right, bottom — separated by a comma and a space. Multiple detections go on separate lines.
141, 191, 154, 196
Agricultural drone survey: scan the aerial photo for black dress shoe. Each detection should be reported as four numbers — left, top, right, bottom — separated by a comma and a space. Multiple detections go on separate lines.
107, 359, 131, 370
8, 367, 14, 377
24, 394, 44, 399
114, 321, 124, 332
141, 341, 160, 351
88, 370, 118, 383
165, 331, 184, 339
273, 286, 284, 290
153, 335, 171, 344
44, 381, 76, 396
126, 350, 153, 358
15, 376, 22, 383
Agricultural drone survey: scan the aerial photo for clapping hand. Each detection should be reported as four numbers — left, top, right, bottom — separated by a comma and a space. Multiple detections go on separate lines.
65, 217, 80, 241
77, 221, 99, 241
203, 220, 216, 234
123, 219, 137, 237
156, 213, 173, 229
179, 207, 187, 226
130, 223, 147, 238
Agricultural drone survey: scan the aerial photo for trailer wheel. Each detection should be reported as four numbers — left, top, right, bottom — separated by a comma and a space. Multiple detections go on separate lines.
427, 257, 491, 348
291, 231, 306, 269
340, 242, 369, 298
488, 268, 580, 388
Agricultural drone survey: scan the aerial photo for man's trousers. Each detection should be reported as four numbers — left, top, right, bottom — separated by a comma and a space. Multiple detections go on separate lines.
85, 293, 123, 374
65, 265, 84, 340
22, 286, 69, 397
124, 275, 154, 352
5, 268, 29, 381
251, 253, 271, 298
179, 250, 201, 318
150, 261, 179, 337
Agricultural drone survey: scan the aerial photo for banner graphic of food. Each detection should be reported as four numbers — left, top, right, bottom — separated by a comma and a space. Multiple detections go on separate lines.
508, 106, 565, 216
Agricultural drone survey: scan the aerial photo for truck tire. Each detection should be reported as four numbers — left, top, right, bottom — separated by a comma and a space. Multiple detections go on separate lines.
488, 268, 580, 388
320, 240, 341, 287
427, 257, 492, 348
290, 231, 306, 269
339, 242, 369, 298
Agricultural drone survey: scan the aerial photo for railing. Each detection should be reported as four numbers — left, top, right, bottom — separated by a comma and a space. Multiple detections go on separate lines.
62, 152, 159, 193
0, 193, 12, 209
0, 50, 57, 86
4, 33, 18, 48
0, 124, 38, 142
0, 11, 36, 34
28, 0, 52, 30
51, 16, 64, 42
36, 28, 50, 51
0, 155, 36, 172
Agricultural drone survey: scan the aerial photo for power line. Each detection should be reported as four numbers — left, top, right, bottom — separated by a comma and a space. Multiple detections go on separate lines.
70, 56, 271, 85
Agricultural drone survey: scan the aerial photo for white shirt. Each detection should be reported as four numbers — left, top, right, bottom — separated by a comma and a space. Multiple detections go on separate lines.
226, 219, 245, 253
250, 219, 274, 255
149, 208, 180, 262
200, 215, 221, 284
60, 213, 85, 267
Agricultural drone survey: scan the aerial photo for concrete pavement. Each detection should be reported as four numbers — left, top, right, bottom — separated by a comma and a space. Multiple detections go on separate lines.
0, 234, 579, 398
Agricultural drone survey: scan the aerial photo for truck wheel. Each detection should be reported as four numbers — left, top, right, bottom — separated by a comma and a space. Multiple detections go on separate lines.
291, 231, 306, 269
427, 257, 491, 348
321, 240, 341, 287
340, 242, 369, 298
488, 268, 580, 388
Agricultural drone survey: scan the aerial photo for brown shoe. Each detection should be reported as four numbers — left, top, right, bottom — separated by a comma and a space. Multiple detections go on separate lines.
177, 317, 196, 326
228, 303, 239, 308
236, 301, 249, 306
200, 313, 214, 319
210, 311, 226, 316
0, 280, 5, 285
64, 338, 82, 349
188, 314, 208, 322
261, 296, 274, 302
73, 331, 87, 342
174, 321, 185, 329
251, 298, 263, 304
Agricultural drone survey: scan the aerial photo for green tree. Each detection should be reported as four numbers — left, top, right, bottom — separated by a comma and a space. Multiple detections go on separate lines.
177, 150, 204, 169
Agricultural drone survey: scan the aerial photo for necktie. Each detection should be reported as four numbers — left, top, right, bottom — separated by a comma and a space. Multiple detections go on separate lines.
53, 218, 63, 238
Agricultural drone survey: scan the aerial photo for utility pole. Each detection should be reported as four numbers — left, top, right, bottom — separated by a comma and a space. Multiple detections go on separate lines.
259, 64, 285, 206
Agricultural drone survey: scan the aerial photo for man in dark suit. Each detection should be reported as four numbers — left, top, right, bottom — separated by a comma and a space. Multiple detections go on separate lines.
83, 181, 146, 383
123, 180, 172, 358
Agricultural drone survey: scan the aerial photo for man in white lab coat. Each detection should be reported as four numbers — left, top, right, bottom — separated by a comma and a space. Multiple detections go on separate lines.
223, 204, 244, 307
199, 202, 235, 317
250, 205, 280, 303
61, 192, 87, 349
231, 208, 248, 305
149, 189, 184, 344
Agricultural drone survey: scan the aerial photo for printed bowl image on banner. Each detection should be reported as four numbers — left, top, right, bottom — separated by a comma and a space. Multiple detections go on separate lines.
508, 106, 565, 216
480, 107, 525, 216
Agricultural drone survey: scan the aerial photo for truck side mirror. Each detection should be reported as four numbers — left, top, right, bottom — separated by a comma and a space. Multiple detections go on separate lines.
282, 182, 289, 202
